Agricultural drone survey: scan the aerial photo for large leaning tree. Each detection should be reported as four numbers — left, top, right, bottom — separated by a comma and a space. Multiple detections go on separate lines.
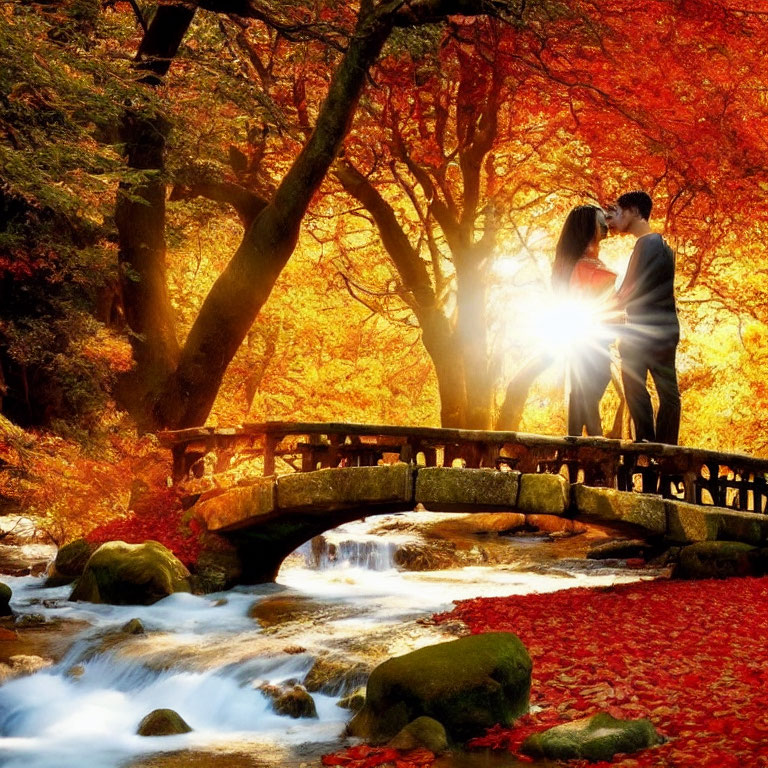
115, 0, 528, 430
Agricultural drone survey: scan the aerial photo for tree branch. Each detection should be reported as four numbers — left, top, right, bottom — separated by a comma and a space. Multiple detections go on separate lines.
334, 159, 437, 313
169, 181, 269, 227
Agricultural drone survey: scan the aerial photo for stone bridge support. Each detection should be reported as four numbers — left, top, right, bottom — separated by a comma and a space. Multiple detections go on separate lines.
191, 464, 768, 583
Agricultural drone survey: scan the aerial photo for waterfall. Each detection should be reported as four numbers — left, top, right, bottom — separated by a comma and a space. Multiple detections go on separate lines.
303, 533, 405, 571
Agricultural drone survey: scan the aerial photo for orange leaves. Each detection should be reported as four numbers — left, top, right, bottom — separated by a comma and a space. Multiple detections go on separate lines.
0, 423, 183, 552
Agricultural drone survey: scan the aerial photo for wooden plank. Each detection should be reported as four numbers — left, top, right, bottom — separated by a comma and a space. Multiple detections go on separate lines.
263, 434, 278, 477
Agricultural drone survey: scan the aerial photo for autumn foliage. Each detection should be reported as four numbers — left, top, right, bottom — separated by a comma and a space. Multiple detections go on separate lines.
3, 0, 768, 451
84, 486, 205, 567
322, 745, 435, 768
430, 577, 768, 767
0, 415, 208, 565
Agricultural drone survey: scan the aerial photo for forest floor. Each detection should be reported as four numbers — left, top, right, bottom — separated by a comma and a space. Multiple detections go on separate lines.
325, 574, 768, 768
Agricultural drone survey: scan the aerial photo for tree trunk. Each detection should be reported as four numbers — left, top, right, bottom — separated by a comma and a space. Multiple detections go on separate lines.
419, 317, 467, 428
115, 3, 195, 426
496, 353, 553, 431
454, 248, 493, 429
154, 10, 395, 428
334, 160, 469, 428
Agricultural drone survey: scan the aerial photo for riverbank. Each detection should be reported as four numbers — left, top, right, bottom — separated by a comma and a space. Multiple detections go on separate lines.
428, 575, 768, 768
0, 512, 667, 768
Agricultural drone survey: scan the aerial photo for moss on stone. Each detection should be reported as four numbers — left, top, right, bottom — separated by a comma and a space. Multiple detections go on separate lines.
276, 464, 413, 509
517, 474, 569, 515
573, 485, 666, 534
70, 541, 191, 605
388, 716, 448, 753
337, 687, 366, 712
673, 540, 763, 579
521, 712, 661, 761
46, 539, 95, 586
666, 501, 720, 543
137, 708, 193, 736
415, 468, 520, 509
348, 632, 531, 744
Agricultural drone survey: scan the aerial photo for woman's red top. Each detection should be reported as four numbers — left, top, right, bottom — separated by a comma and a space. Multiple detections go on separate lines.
569, 257, 617, 299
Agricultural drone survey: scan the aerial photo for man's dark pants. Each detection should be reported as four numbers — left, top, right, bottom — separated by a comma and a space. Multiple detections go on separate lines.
619, 337, 680, 444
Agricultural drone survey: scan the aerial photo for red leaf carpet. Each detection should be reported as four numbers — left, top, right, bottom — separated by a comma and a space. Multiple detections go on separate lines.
433, 576, 768, 767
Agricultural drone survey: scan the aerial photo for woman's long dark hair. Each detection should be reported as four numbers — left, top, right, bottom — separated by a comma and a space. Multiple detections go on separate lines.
551, 205, 601, 291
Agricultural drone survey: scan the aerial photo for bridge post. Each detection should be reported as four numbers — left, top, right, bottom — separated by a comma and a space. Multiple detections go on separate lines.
682, 469, 698, 504
264, 433, 278, 476
399, 439, 414, 465
756, 475, 768, 514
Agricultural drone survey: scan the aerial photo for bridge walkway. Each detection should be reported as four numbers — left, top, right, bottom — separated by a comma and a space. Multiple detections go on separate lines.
159, 421, 768, 513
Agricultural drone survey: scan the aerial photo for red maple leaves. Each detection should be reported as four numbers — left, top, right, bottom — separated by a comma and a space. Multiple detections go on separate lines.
325, 577, 768, 767
433, 577, 768, 767
322, 746, 435, 768
86, 487, 205, 566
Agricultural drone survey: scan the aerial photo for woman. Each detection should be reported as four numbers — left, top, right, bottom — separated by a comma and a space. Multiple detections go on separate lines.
551, 205, 617, 436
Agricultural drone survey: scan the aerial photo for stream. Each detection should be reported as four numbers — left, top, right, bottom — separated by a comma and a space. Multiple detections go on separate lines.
0, 511, 663, 768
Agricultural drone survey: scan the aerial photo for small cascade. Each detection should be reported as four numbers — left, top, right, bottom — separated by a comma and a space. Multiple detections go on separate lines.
300, 517, 419, 571
0, 581, 349, 768
304, 535, 401, 571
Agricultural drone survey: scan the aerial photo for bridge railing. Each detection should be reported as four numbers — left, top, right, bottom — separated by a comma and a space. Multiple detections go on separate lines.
157, 421, 768, 513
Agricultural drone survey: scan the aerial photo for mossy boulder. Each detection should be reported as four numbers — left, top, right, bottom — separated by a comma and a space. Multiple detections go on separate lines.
521, 712, 661, 761
70, 541, 191, 605
388, 716, 448, 753
672, 541, 766, 579
46, 538, 96, 586
348, 632, 531, 744
0, 582, 12, 616
259, 683, 318, 718
137, 708, 192, 736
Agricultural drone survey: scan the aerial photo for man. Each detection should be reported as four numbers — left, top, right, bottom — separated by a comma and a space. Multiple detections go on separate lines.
606, 191, 681, 444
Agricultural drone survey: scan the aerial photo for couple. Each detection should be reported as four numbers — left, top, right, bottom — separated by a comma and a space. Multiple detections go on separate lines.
552, 191, 681, 444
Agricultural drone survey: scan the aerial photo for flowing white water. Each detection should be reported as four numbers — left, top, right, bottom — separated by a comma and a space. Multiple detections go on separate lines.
0, 512, 660, 768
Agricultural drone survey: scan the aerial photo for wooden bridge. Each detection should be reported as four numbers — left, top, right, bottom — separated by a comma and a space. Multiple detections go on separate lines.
156, 422, 768, 582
